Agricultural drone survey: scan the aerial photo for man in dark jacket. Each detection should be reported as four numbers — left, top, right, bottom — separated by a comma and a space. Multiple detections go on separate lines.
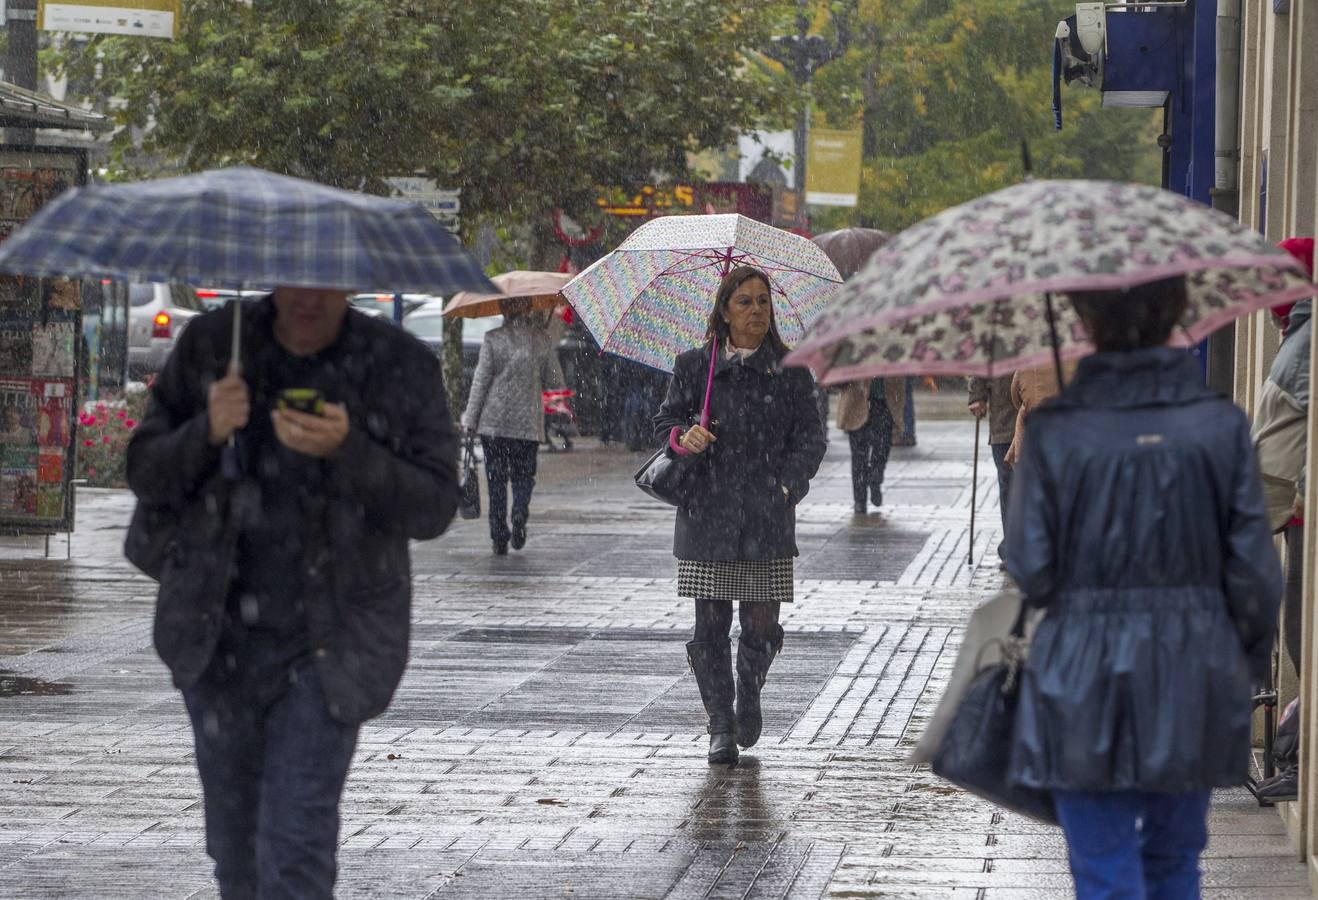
127, 288, 458, 897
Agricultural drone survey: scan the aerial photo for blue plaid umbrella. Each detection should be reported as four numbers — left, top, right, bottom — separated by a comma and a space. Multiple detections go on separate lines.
0, 165, 493, 295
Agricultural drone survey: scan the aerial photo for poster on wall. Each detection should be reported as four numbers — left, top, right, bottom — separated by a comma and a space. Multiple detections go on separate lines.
0, 148, 85, 534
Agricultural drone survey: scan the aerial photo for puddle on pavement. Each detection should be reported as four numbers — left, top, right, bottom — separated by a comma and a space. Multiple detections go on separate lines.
0, 670, 72, 697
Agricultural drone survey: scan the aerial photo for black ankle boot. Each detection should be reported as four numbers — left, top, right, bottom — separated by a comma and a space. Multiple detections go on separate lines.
686, 640, 738, 765
735, 624, 784, 749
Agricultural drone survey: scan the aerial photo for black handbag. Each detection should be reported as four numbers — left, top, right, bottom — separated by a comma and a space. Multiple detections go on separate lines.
930, 610, 1058, 825
123, 501, 180, 582
634, 338, 718, 507
459, 434, 481, 520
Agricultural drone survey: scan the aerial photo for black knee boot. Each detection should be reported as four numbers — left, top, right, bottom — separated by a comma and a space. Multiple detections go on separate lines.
686, 640, 738, 765
735, 624, 784, 749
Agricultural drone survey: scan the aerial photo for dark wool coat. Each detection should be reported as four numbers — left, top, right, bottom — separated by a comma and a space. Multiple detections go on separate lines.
126, 298, 459, 724
653, 340, 826, 561
1005, 347, 1282, 793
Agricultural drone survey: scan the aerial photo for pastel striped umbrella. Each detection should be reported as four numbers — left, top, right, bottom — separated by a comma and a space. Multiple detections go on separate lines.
561, 214, 843, 371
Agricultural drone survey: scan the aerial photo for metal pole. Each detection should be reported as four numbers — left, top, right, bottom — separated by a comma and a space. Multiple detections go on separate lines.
968, 417, 980, 566
1206, 0, 1242, 396
1043, 292, 1065, 389
4, 0, 38, 145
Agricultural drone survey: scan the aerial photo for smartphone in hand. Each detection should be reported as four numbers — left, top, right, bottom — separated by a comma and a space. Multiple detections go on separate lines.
277, 388, 324, 416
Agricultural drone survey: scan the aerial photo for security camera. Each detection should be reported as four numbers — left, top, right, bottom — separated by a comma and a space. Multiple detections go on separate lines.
1075, 2, 1106, 57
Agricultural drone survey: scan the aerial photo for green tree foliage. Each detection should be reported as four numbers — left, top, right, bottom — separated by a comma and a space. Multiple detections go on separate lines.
51, 0, 795, 224
809, 0, 1163, 231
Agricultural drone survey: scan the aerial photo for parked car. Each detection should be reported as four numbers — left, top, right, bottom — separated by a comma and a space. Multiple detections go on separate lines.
402, 306, 501, 396
194, 288, 272, 312
128, 283, 205, 377
349, 293, 432, 318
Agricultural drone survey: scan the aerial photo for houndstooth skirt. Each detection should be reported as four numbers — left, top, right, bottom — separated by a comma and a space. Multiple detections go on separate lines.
677, 558, 794, 603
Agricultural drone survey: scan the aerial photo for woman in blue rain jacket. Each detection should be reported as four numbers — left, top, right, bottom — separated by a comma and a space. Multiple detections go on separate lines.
1004, 275, 1282, 899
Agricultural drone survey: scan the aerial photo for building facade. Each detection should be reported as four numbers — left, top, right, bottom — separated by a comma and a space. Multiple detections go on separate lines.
1236, 0, 1318, 882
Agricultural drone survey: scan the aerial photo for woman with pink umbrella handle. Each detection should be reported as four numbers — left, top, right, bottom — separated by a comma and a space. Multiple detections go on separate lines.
653, 266, 827, 766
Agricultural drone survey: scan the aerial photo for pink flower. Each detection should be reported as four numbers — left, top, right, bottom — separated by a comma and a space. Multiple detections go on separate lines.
83, 438, 94, 447
123, 419, 137, 429
95, 403, 106, 414
116, 410, 127, 420
87, 467, 96, 478
102, 435, 111, 444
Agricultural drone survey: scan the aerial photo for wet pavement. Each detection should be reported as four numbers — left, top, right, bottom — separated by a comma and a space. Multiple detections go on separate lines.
0, 417, 1309, 898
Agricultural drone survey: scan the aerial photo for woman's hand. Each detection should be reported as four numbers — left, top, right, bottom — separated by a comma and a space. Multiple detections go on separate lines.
680, 424, 717, 454
1004, 438, 1020, 468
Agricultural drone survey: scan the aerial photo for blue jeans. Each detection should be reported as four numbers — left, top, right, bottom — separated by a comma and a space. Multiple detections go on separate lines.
1054, 790, 1211, 900
183, 633, 359, 899
481, 436, 539, 544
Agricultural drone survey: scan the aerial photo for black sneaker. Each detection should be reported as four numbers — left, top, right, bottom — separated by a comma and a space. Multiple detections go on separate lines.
870, 487, 883, 507
492, 540, 508, 556
511, 522, 527, 550
853, 502, 868, 515
1257, 766, 1299, 801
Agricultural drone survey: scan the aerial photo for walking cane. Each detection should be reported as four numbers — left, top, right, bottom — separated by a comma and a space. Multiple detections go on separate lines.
967, 416, 981, 566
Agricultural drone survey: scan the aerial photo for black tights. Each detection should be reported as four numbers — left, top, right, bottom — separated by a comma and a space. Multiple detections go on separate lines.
693, 599, 781, 647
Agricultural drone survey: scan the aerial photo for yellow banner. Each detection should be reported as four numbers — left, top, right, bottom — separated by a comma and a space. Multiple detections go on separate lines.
39, 0, 180, 39
806, 129, 863, 207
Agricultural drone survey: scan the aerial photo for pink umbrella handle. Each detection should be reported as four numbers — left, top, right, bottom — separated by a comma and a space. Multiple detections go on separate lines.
699, 335, 718, 428
668, 336, 719, 456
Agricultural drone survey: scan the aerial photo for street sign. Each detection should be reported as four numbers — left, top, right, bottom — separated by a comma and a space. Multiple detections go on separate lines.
806, 128, 863, 207
384, 177, 460, 234
38, 0, 180, 38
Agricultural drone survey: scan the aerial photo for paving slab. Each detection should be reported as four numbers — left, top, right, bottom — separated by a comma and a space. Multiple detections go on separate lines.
0, 419, 1306, 898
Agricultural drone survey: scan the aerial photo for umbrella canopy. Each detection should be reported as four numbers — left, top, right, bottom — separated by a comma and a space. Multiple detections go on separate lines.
444, 270, 571, 319
811, 227, 891, 280
787, 179, 1317, 383
0, 165, 495, 295
561, 214, 842, 371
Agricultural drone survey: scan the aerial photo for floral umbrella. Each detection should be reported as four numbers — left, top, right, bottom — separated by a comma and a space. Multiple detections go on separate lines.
562, 214, 842, 372
785, 179, 1316, 383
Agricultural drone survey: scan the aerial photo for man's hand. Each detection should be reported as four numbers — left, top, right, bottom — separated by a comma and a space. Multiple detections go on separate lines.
680, 424, 717, 454
968, 400, 987, 419
207, 364, 250, 446
272, 402, 350, 457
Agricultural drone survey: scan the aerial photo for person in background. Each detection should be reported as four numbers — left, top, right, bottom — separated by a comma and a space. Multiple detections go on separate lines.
462, 297, 566, 555
837, 377, 906, 514
893, 375, 918, 446
1250, 235, 1315, 801
1006, 276, 1281, 899
967, 373, 1016, 564
1004, 358, 1080, 467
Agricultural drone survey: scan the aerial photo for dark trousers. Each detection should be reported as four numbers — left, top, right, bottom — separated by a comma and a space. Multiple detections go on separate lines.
481, 436, 539, 544
693, 598, 781, 646
847, 400, 895, 506
990, 443, 1012, 558
1285, 524, 1304, 678
183, 633, 359, 899
1054, 790, 1211, 900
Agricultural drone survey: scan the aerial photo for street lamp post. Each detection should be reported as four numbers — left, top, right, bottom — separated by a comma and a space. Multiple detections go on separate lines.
766, 3, 849, 199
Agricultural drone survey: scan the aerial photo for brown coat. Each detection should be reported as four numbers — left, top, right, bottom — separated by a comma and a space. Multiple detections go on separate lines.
836, 378, 907, 434
1006, 359, 1080, 464
967, 374, 1017, 445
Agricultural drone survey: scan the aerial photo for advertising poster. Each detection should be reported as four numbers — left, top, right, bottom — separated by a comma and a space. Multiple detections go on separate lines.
0, 148, 84, 533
